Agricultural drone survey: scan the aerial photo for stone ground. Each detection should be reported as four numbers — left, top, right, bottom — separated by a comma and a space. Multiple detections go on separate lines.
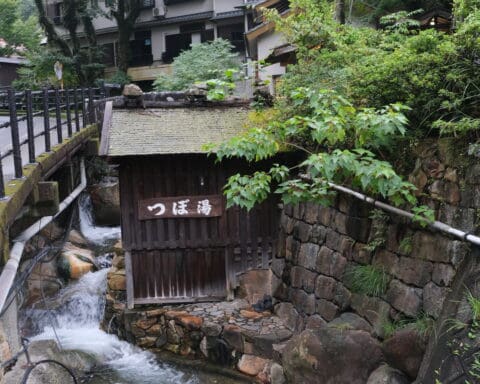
164, 299, 289, 335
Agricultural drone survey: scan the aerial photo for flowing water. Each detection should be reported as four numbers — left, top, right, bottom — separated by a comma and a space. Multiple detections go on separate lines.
19, 194, 244, 383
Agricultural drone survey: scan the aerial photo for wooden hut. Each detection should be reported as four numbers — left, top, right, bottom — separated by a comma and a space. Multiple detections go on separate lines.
100, 97, 280, 307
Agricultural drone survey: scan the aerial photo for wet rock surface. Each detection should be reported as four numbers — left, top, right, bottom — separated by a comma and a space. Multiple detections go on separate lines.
282, 328, 383, 384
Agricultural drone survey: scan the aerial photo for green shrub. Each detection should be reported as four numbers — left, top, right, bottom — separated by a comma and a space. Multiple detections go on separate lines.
153, 39, 241, 91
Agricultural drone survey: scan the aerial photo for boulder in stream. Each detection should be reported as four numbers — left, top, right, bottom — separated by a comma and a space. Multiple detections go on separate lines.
57, 242, 96, 280
89, 177, 121, 226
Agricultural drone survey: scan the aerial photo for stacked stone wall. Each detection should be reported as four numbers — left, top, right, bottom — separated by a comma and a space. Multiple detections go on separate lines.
272, 139, 480, 381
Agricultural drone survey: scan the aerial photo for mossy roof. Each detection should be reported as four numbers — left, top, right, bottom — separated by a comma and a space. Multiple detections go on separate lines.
104, 106, 249, 157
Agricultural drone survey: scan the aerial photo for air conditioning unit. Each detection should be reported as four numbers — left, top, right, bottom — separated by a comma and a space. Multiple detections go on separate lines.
153, 1, 166, 18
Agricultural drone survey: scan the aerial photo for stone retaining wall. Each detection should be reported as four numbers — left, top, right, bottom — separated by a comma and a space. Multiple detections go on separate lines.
272, 138, 480, 381
104, 251, 290, 383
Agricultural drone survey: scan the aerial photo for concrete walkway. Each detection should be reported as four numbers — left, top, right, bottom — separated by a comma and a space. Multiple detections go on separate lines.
0, 115, 78, 186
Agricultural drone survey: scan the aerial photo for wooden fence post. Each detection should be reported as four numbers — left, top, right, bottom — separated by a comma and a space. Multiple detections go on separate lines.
66, 89, 72, 137
43, 88, 51, 152
55, 88, 63, 144
7, 89, 22, 178
73, 88, 80, 132
25, 90, 36, 163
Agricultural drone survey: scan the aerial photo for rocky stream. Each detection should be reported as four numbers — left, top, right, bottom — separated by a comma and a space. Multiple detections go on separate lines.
4, 195, 249, 384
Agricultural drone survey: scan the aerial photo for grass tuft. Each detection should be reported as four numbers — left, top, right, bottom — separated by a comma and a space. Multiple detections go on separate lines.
345, 264, 389, 297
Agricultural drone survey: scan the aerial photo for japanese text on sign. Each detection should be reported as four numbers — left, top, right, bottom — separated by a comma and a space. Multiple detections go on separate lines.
138, 195, 223, 220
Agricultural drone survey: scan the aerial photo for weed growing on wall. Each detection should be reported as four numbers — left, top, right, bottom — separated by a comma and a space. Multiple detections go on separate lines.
344, 264, 389, 297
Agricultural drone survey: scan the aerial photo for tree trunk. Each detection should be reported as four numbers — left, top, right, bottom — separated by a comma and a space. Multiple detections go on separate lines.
335, 0, 346, 24
111, 0, 142, 73
117, 26, 132, 73
33, 0, 72, 57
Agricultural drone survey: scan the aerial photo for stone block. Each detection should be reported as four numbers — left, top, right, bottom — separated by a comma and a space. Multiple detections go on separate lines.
293, 203, 304, 220
274, 303, 303, 332
346, 217, 371, 243
339, 236, 355, 260
291, 289, 316, 315
423, 282, 448, 318
297, 243, 320, 271
318, 206, 334, 226
286, 237, 301, 263
284, 204, 293, 217
222, 324, 244, 352
351, 294, 391, 338
272, 273, 289, 301
305, 314, 327, 330
328, 312, 373, 333
411, 232, 451, 263
325, 229, 342, 250
315, 248, 347, 279
394, 257, 433, 287
246, 330, 293, 359
310, 224, 327, 244
386, 280, 422, 317
237, 354, 269, 377
450, 240, 469, 267
334, 282, 352, 311
432, 263, 456, 287
372, 249, 399, 276
271, 257, 286, 278
270, 362, 286, 384
429, 180, 460, 204
290, 266, 317, 293
201, 321, 222, 337
237, 269, 272, 305
293, 221, 311, 242
465, 163, 480, 183
333, 211, 349, 234
438, 204, 476, 232
316, 299, 339, 321
304, 202, 319, 224
352, 242, 372, 265
315, 275, 337, 300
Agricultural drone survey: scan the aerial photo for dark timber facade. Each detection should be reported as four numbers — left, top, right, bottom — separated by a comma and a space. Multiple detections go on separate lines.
101, 97, 279, 306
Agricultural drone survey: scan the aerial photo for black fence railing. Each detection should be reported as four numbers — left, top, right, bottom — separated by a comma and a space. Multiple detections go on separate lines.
0, 87, 106, 199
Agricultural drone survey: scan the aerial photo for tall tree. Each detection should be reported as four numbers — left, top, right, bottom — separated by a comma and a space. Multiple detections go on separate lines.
106, 0, 143, 73
33, 0, 101, 85
0, 0, 41, 56
335, 0, 346, 23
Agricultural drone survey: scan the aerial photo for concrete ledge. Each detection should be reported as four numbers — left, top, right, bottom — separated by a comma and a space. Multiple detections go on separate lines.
0, 124, 98, 263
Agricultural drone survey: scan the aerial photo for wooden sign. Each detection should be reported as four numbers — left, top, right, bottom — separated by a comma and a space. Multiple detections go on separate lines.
138, 195, 223, 220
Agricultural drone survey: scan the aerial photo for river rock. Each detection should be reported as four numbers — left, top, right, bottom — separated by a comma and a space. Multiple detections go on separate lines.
282, 328, 383, 384
89, 177, 121, 226
24, 258, 63, 305
367, 365, 410, 384
123, 83, 143, 97
58, 242, 96, 280
68, 229, 89, 247
4, 340, 96, 384
328, 312, 373, 333
237, 354, 269, 376
382, 328, 426, 379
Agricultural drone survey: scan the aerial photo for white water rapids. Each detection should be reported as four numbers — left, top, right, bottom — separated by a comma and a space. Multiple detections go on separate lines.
20, 194, 199, 384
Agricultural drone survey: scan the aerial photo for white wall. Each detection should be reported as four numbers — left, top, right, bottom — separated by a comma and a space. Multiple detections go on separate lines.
256, 30, 286, 93
213, 0, 244, 14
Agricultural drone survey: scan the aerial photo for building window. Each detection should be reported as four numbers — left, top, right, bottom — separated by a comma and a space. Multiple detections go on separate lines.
217, 24, 245, 52
53, 2, 63, 25
101, 43, 115, 67
141, 0, 155, 9
130, 30, 153, 67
